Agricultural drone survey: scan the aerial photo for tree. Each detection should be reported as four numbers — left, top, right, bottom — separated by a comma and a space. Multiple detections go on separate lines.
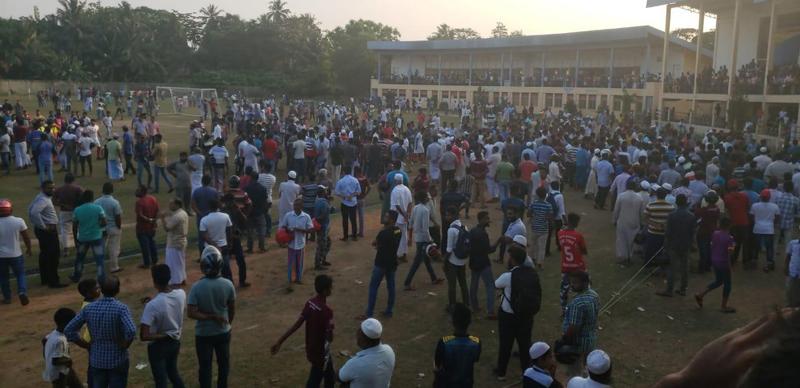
267, 0, 290, 23
56, 0, 88, 57
328, 19, 400, 96
671, 27, 715, 51
510, 30, 523, 37
452, 28, 480, 40
491, 22, 508, 38
428, 24, 480, 40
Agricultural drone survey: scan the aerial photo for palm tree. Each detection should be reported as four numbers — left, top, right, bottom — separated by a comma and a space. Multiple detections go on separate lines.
267, 0, 290, 23
57, 0, 88, 57
199, 4, 222, 25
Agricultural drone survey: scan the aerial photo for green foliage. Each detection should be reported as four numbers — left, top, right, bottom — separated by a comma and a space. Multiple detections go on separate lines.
328, 19, 400, 96
427, 24, 481, 40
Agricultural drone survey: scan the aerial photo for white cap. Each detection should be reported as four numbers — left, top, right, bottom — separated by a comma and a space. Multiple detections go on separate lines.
512, 235, 527, 247
586, 349, 611, 374
529, 342, 550, 360
360, 318, 383, 339
288, 171, 297, 179
661, 183, 673, 191
640, 180, 651, 190
760, 146, 768, 153
678, 156, 686, 163
393, 174, 403, 183
684, 171, 695, 179
651, 184, 661, 191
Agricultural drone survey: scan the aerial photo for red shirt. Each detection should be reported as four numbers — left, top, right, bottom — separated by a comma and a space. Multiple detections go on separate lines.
262, 139, 278, 160
518, 160, 538, 183
694, 205, 721, 238
558, 229, 587, 273
135, 195, 159, 233
470, 160, 488, 179
301, 295, 334, 368
724, 191, 750, 226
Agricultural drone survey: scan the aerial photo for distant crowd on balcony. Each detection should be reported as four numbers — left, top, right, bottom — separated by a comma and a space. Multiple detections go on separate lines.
663, 61, 799, 95
379, 68, 659, 89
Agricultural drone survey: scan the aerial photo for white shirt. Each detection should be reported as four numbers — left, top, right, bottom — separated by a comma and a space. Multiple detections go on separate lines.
292, 139, 306, 159
446, 219, 467, 265
257, 173, 276, 202
750, 202, 780, 235
141, 289, 186, 340
279, 211, 313, 250
786, 240, 800, 278
495, 268, 516, 314
390, 184, 413, 224
567, 376, 611, 388
0, 216, 26, 258
338, 343, 396, 388
42, 329, 70, 382
0, 133, 10, 153
212, 124, 223, 140
241, 143, 259, 165
78, 136, 94, 157
209, 146, 228, 165
199, 211, 232, 247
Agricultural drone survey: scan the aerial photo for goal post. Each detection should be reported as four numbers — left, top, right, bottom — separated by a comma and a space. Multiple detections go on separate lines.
155, 86, 218, 116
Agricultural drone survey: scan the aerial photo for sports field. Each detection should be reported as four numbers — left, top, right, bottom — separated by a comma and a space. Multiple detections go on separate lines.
0, 94, 786, 387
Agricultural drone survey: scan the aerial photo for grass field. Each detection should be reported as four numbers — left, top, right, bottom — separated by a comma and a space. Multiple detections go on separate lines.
0, 94, 787, 387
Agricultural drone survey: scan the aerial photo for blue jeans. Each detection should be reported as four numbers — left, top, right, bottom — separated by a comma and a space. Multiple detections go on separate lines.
754, 234, 775, 264
38, 160, 53, 184
706, 268, 732, 298
498, 181, 511, 202
72, 239, 106, 281
136, 159, 152, 188
137, 231, 158, 266
366, 266, 396, 317
469, 266, 495, 315
196, 332, 231, 388
0, 255, 27, 301
148, 338, 185, 388
90, 360, 129, 388
221, 239, 246, 286
404, 242, 438, 286
153, 165, 173, 193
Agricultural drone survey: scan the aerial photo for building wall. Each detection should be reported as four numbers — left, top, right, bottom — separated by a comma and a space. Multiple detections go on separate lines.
713, 2, 770, 70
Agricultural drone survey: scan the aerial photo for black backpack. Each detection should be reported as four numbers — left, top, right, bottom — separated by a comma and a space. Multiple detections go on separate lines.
509, 266, 542, 320
450, 224, 471, 259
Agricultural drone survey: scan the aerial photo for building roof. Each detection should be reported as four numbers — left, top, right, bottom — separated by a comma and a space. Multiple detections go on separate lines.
367, 25, 712, 57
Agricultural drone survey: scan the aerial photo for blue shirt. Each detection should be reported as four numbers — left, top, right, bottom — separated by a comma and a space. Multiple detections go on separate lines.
535, 145, 555, 164
192, 186, 219, 217
334, 175, 361, 207
386, 170, 409, 187
187, 276, 236, 337
313, 198, 330, 227
529, 200, 553, 234
65, 297, 136, 369
122, 132, 134, 154
37, 140, 53, 163
434, 335, 481, 387
94, 195, 122, 230
595, 160, 614, 187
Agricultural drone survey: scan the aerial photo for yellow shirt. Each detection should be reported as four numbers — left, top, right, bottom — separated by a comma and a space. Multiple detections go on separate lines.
153, 142, 168, 167
79, 301, 91, 343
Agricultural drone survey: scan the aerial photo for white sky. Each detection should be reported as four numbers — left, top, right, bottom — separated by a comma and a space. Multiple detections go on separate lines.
6, 0, 715, 40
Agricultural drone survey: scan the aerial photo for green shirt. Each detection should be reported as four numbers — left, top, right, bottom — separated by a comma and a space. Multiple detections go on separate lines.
495, 161, 515, 182
106, 139, 121, 161
73, 203, 106, 242
188, 277, 236, 336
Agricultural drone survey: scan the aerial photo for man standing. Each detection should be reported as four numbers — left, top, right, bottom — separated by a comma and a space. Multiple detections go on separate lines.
561, 271, 599, 378
161, 199, 189, 287
470, 151, 488, 209
751, 189, 781, 272
36, 133, 55, 184
199, 198, 234, 278
313, 187, 332, 270
338, 318, 396, 388
70, 190, 107, 282
244, 170, 268, 253
0, 199, 32, 305
209, 139, 229, 192
140, 264, 186, 388
493, 247, 542, 381
390, 174, 413, 261
427, 137, 443, 187
151, 134, 174, 194
279, 198, 314, 290
65, 276, 136, 386
528, 187, 553, 268
105, 133, 124, 181
657, 194, 697, 297
167, 152, 194, 215
278, 171, 302, 223
594, 153, 614, 210
613, 180, 644, 265
94, 182, 123, 274
433, 303, 482, 387
53, 173, 83, 257
192, 175, 220, 257
444, 206, 470, 313
135, 185, 160, 269
363, 210, 401, 318
469, 211, 498, 319
29, 180, 66, 287
643, 188, 675, 265
404, 191, 442, 290
122, 126, 136, 175
724, 179, 750, 266
188, 246, 236, 388
334, 166, 361, 241
257, 162, 277, 237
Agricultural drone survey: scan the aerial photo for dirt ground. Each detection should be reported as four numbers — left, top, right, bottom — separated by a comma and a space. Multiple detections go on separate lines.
0, 182, 786, 387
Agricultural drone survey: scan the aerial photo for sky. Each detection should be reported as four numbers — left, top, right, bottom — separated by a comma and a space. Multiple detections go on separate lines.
6, 0, 715, 40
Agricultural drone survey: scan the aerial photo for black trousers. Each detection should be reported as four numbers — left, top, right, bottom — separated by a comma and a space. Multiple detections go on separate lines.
545, 219, 563, 255
595, 186, 611, 208
34, 227, 61, 286
495, 310, 533, 376
730, 224, 748, 264
124, 153, 136, 173
306, 358, 335, 388
340, 204, 357, 239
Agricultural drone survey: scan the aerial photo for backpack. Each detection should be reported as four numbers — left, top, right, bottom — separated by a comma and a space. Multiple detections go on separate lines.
450, 224, 471, 259
509, 266, 542, 320
546, 191, 561, 216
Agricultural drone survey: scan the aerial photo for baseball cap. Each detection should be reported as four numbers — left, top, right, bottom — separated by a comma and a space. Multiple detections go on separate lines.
288, 171, 297, 179
760, 189, 771, 200
512, 235, 528, 247
360, 318, 383, 339
529, 342, 550, 360
586, 349, 611, 374
727, 179, 739, 189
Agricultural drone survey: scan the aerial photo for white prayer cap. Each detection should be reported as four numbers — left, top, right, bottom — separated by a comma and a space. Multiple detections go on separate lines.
661, 183, 673, 191
360, 318, 383, 339
288, 171, 297, 179
529, 342, 550, 360
586, 349, 612, 374
512, 235, 527, 247
640, 181, 651, 190
678, 156, 686, 164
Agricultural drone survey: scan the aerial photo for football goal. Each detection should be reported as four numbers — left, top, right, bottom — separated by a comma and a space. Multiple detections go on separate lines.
156, 86, 218, 116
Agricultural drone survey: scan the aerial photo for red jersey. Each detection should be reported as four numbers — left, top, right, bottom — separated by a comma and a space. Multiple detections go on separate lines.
518, 160, 538, 183
301, 295, 334, 368
723, 191, 749, 226
262, 138, 278, 160
558, 229, 587, 273
135, 195, 160, 233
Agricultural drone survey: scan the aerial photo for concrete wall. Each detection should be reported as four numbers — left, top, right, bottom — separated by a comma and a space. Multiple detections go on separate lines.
713, 2, 770, 70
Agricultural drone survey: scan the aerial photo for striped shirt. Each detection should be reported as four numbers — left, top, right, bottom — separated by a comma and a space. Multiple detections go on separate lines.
777, 192, 800, 230
65, 297, 136, 369
562, 288, 599, 353
528, 200, 553, 234
645, 200, 675, 235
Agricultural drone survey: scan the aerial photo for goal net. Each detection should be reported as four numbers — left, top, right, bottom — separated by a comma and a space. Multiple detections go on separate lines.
156, 86, 218, 117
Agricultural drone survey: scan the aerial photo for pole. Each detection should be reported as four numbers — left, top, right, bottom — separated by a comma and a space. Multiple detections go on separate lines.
575, 48, 580, 88
726, 0, 741, 121
659, 4, 672, 123
609, 48, 615, 88
500, 52, 505, 86
509, 51, 514, 85
468, 53, 473, 86
407, 54, 412, 85
540, 51, 546, 87
762, 0, 777, 134
692, 6, 705, 124
377, 53, 382, 82
438, 54, 442, 86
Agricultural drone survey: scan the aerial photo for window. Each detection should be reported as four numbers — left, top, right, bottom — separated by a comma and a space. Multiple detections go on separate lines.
442, 90, 450, 99
554, 93, 563, 108
600, 95, 608, 109
613, 96, 622, 111
531, 93, 538, 107
412, 90, 420, 98
493, 92, 500, 103
512, 92, 520, 106
588, 95, 597, 109
459, 91, 467, 99
521, 93, 529, 106
545, 93, 554, 108
578, 94, 587, 109
398, 89, 406, 97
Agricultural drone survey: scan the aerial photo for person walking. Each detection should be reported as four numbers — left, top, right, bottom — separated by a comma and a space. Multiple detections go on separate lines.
594, 152, 614, 210
53, 173, 83, 257
70, 190, 107, 282
444, 206, 470, 313
560, 271, 599, 378
188, 246, 236, 388
140, 264, 187, 388
313, 187, 332, 270
390, 174, 413, 261
192, 175, 220, 258
362, 210, 401, 318
0, 199, 32, 305
334, 166, 361, 241
404, 191, 443, 290
135, 185, 160, 269
244, 169, 268, 253
94, 182, 123, 274
161, 199, 189, 287
657, 194, 697, 297
65, 276, 136, 386
122, 126, 136, 175
469, 211, 498, 319
752, 189, 781, 272
105, 133, 124, 181
29, 180, 66, 287
167, 152, 193, 214
694, 218, 737, 313
613, 180, 644, 265
528, 187, 554, 268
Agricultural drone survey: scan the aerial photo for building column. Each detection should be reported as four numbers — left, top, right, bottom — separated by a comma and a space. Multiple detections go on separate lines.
377, 53, 382, 82
540, 52, 546, 87
643, 43, 651, 75
658, 4, 672, 122
761, 0, 777, 133
468, 53, 473, 86
438, 54, 442, 86
500, 52, 505, 86
509, 51, 514, 85
726, 0, 742, 121
609, 48, 615, 88
691, 5, 705, 124
407, 54, 412, 85
575, 49, 580, 88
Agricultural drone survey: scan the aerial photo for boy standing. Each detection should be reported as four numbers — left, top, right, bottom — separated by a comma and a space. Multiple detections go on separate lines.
557, 213, 588, 313
694, 218, 737, 313
313, 187, 332, 270
43, 307, 82, 388
271, 275, 335, 387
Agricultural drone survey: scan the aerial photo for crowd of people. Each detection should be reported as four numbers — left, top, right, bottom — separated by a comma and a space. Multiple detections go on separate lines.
2, 86, 800, 387
663, 61, 800, 95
